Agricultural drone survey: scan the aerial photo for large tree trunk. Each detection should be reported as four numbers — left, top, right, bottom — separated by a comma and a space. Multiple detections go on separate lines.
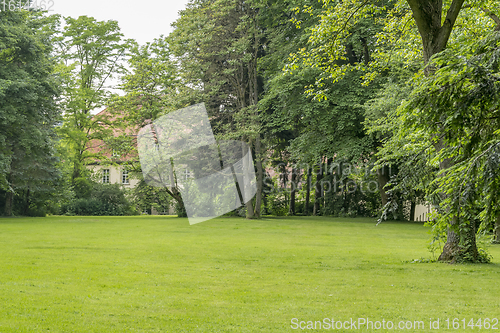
406, 0, 465, 67
438, 217, 479, 263
438, 215, 460, 261
406, 0, 474, 262
245, 200, 255, 219
434, 149, 462, 261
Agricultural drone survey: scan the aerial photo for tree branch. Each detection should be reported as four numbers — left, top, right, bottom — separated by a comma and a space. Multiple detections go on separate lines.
482, 7, 500, 31
438, 0, 466, 51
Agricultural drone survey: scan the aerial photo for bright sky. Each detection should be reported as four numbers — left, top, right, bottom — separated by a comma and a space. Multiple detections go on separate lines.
51, 0, 192, 112
51, 0, 191, 45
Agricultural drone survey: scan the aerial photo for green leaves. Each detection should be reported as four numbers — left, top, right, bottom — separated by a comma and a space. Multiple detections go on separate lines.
0, 10, 61, 215
56, 15, 131, 181
389, 32, 500, 258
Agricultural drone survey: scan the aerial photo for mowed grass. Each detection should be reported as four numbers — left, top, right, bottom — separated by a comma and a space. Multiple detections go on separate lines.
0, 216, 499, 332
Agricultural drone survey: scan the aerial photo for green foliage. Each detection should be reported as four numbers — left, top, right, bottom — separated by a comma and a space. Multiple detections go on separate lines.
175, 200, 187, 218
265, 192, 289, 217
131, 180, 172, 214
56, 15, 131, 180
290, 0, 497, 93
379, 31, 500, 262
108, 35, 187, 213
321, 172, 381, 218
73, 177, 92, 199
109, 36, 178, 128
61, 182, 135, 216
0, 10, 61, 216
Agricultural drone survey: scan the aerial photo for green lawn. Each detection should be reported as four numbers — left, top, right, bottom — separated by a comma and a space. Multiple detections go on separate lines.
0, 216, 499, 332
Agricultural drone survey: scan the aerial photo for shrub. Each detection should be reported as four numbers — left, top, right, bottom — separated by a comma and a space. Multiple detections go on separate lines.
61, 183, 135, 216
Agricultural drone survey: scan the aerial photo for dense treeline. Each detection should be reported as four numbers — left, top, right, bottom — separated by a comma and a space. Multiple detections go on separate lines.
1, 1, 499, 262
0, 10, 60, 216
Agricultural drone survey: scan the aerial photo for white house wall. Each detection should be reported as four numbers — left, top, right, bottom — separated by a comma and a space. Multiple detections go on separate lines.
89, 165, 140, 188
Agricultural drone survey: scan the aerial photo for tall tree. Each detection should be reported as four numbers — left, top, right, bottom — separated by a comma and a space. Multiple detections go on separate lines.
170, 0, 267, 218
109, 37, 185, 214
396, 0, 498, 261
0, 10, 61, 215
56, 16, 130, 193
398, 31, 500, 262
294, 0, 499, 261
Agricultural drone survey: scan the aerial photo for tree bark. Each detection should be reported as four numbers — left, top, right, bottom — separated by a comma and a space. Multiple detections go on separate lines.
361, 37, 370, 65
4, 192, 13, 216
405, 0, 479, 262
434, 140, 461, 261
434, 141, 479, 262
304, 167, 312, 216
24, 188, 30, 216
313, 162, 323, 216
253, 134, 263, 218
406, 0, 465, 66
288, 167, 298, 215
438, 215, 460, 262
409, 200, 416, 222
481, 7, 500, 31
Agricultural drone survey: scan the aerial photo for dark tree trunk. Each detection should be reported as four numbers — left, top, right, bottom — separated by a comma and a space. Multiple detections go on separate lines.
171, 189, 187, 218
463, 219, 479, 261
304, 167, 312, 216
24, 188, 31, 216
439, 218, 479, 263
406, 0, 475, 261
410, 200, 416, 222
361, 37, 370, 65
438, 215, 460, 262
313, 162, 323, 216
289, 167, 298, 215
406, 0, 465, 68
4, 191, 13, 216
253, 134, 263, 218
435, 148, 461, 261
245, 199, 254, 219
377, 166, 390, 207
345, 43, 358, 64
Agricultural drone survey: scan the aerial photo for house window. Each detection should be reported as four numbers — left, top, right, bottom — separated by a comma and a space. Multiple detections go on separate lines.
112, 149, 120, 158
183, 168, 191, 180
122, 169, 129, 184
102, 169, 110, 183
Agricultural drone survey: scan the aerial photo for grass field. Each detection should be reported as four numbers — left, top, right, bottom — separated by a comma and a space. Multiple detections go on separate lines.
0, 216, 499, 332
